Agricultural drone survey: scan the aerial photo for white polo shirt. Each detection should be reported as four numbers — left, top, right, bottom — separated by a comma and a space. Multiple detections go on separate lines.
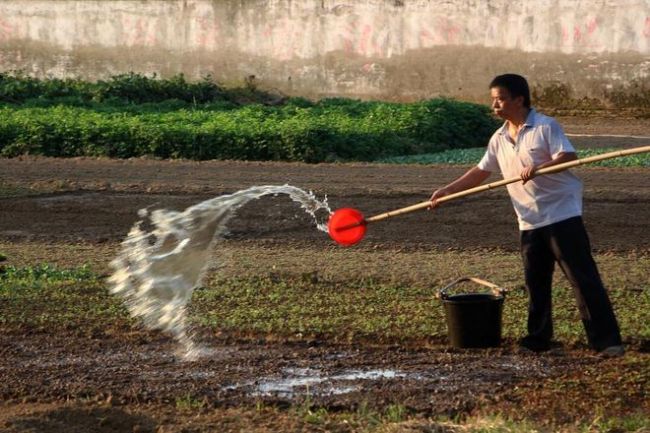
477, 109, 583, 231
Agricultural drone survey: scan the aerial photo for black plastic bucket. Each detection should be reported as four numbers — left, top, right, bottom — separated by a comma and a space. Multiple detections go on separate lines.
439, 278, 506, 348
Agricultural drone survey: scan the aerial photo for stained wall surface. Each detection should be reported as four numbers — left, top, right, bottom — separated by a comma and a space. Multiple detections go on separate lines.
1, 0, 649, 104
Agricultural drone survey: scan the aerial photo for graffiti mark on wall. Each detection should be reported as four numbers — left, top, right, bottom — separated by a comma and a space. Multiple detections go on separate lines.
0, 18, 14, 41
195, 16, 220, 48
437, 18, 461, 45
559, 16, 607, 51
121, 16, 158, 47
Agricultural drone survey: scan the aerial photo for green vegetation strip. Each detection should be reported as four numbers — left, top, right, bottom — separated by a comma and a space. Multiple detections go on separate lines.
0, 73, 499, 162
4, 73, 646, 166
1, 262, 648, 346
380, 147, 650, 167
0, 264, 131, 331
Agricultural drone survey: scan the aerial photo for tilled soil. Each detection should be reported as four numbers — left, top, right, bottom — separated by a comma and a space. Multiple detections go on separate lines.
1, 157, 649, 253
0, 332, 628, 420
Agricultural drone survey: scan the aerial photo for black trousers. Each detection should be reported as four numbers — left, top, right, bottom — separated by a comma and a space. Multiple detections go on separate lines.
520, 216, 622, 351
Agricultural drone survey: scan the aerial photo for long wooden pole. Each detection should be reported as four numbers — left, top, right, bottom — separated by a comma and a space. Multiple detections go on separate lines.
365, 145, 650, 223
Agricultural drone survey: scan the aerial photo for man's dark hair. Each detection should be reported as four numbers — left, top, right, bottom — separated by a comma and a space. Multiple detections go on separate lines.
490, 74, 531, 108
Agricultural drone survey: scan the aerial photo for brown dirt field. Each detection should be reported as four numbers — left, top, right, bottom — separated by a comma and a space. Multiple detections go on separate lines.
0, 156, 649, 253
1, 134, 649, 431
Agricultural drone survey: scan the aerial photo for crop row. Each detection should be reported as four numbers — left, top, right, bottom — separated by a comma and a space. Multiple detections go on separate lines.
0, 99, 499, 162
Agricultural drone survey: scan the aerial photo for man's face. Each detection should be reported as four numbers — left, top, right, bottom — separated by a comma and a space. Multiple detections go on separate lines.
490, 86, 523, 120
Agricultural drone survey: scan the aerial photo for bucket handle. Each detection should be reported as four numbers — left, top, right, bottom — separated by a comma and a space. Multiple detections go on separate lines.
437, 277, 508, 300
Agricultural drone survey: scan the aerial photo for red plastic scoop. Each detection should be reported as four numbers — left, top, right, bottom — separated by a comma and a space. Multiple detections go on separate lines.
327, 208, 367, 246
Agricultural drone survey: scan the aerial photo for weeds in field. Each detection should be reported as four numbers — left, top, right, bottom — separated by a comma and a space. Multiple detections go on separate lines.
581, 413, 650, 433
0, 263, 95, 283
354, 401, 383, 428
383, 404, 408, 423
0, 264, 126, 330
175, 393, 205, 411
452, 414, 541, 432
295, 391, 330, 425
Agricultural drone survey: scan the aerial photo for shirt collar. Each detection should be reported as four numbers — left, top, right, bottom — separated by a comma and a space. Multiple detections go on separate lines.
498, 108, 536, 135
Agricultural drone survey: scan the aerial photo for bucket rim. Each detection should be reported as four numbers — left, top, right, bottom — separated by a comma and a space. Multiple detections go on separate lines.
442, 293, 504, 304
438, 277, 507, 301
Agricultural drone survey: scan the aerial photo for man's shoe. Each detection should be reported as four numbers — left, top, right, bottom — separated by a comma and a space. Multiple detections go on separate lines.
518, 336, 551, 353
599, 345, 625, 358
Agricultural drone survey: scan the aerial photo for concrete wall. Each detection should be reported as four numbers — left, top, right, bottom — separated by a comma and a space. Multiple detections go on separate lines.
1, 0, 649, 105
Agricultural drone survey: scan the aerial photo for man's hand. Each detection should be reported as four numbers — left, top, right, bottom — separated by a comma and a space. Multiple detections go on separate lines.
427, 166, 491, 210
520, 165, 536, 184
428, 188, 450, 210
520, 152, 577, 184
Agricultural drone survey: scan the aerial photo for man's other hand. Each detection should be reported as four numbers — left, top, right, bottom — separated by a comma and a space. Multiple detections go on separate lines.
429, 188, 450, 210
521, 165, 536, 184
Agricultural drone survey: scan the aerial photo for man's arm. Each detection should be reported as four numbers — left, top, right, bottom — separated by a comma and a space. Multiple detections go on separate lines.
520, 151, 577, 184
429, 166, 491, 207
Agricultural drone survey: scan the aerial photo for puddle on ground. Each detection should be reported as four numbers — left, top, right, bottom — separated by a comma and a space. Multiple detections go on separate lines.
228, 367, 419, 398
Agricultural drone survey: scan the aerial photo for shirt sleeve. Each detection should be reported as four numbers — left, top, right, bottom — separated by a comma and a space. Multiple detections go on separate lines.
477, 137, 499, 173
546, 119, 576, 159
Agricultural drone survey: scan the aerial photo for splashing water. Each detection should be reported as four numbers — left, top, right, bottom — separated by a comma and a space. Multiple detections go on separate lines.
109, 185, 331, 360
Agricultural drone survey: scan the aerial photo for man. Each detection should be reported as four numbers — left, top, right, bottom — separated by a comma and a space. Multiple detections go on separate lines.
430, 74, 623, 356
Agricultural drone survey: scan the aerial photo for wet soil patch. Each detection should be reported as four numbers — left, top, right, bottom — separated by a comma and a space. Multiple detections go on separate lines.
0, 333, 601, 416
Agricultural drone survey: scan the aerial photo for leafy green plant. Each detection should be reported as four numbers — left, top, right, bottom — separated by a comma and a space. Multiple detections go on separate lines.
0, 71, 225, 105
0, 263, 95, 283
